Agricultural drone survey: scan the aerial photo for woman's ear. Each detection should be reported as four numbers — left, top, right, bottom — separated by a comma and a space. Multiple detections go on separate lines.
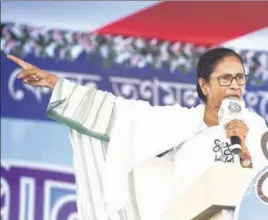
198, 78, 208, 96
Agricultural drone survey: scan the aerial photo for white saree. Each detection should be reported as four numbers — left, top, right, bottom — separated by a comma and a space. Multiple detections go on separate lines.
46, 78, 267, 220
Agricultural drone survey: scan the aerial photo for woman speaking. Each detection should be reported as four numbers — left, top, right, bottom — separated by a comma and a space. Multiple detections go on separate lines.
7, 48, 267, 220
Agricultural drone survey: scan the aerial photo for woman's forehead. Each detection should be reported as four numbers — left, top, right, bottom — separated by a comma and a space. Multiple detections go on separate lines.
213, 57, 244, 75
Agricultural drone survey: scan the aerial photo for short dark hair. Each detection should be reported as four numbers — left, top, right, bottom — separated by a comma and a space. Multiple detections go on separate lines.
196, 47, 244, 102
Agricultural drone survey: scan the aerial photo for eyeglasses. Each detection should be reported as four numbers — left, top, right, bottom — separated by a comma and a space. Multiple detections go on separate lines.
216, 73, 248, 86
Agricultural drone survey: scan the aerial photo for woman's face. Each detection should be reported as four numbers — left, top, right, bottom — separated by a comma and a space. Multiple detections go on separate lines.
200, 56, 246, 109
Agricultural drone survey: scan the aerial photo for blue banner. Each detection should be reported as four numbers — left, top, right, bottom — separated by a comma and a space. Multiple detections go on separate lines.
1, 52, 267, 123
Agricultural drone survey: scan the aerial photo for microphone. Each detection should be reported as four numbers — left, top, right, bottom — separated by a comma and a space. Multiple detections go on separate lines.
218, 96, 245, 155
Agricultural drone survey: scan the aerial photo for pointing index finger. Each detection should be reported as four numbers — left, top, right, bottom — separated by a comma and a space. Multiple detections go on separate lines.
7, 54, 34, 69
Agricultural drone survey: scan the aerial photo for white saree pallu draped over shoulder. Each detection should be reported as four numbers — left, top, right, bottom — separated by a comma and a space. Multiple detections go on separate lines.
46, 78, 268, 220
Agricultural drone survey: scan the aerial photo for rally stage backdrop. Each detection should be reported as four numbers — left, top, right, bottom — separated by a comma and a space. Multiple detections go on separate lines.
1, 23, 268, 220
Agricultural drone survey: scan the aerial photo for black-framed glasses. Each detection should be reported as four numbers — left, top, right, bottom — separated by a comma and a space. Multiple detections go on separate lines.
216, 73, 248, 86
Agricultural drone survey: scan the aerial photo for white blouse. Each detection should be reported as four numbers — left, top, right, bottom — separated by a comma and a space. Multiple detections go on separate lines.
174, 124, 242, 198
134, 124, 242, 220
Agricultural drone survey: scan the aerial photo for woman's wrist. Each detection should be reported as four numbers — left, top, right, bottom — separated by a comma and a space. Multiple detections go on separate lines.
240, 157, 252, 168
240, 144, 252, 168
47, 74, 59, 89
